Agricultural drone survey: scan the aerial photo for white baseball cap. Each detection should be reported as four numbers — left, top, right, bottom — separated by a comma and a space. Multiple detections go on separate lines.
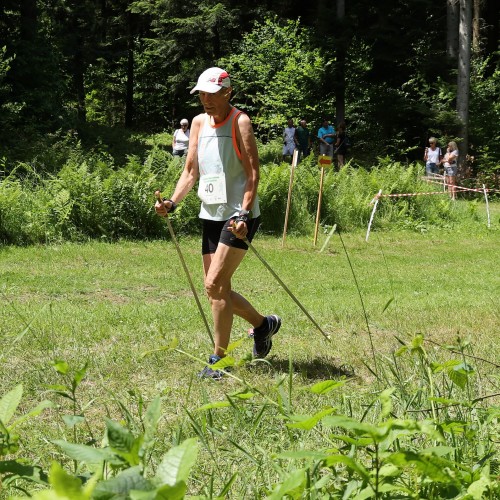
180, 118, 189, 125
190, 67, 231, 94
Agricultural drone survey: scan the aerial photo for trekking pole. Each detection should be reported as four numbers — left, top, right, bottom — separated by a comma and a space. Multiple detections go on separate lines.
155, 191, 214, 347
242, 234, 331, 342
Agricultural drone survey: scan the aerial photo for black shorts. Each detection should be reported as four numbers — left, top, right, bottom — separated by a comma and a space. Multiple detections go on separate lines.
201, 216, 261, 255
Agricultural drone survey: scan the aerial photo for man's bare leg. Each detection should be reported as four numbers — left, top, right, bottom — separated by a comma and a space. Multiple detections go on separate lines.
203, 243, 264, 357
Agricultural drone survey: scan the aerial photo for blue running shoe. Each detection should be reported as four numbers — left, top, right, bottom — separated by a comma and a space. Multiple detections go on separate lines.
198, 354, 226, 380
252, 315, 281, 358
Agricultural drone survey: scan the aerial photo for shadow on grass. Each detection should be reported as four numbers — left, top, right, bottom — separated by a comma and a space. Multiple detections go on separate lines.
249, 356, 355, 380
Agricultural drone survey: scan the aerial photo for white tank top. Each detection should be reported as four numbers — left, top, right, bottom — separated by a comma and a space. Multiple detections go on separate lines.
197, 107, 260, 221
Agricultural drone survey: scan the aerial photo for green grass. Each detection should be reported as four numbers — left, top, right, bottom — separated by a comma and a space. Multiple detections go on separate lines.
1, 225, 499, 498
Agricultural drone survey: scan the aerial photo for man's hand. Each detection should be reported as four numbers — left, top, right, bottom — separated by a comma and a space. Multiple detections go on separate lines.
228, 219, 248, 240
154, 190, 176, 217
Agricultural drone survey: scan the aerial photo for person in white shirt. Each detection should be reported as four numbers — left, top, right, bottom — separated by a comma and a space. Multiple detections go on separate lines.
442, 141, 459, 200
282, 118, 297, 163
172, 118, 190, 157
423, 137, 442, 176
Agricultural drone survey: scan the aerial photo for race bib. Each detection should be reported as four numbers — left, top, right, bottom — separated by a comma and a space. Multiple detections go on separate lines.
198, 173, 227, 204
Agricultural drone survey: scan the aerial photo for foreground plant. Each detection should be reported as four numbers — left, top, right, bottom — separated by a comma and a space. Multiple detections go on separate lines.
1, 368, 199, 499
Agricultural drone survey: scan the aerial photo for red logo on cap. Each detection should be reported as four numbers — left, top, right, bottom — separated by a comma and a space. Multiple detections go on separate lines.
207, 71, 229, 85
218, 71, 229, 85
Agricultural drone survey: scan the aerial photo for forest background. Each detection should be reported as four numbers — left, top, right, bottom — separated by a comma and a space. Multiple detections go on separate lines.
1, 0, 499, 183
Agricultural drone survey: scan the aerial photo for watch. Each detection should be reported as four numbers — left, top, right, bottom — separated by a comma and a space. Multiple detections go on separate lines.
238, 209, 252, 218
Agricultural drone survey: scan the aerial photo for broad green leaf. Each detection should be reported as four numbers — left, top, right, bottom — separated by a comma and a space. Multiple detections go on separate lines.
286, 408, 335, 430
197, 401, 231, 411
377, 463, 401, 478
0, 459, 48, 485
467, 475, 491, 499
140, 337, 179, 358
155, 438, 198, 487
45, 384, 68, 392
211, 356, 235, 370
62, 415, 85, 428
228, 390, 255, 400
106, 418, 136, 454
225, 336, 246, 353
394, 346, 408, 356
322, 415, 377, 436
266, 468, 307, 500
430, 359, 461, 374
386, 451, 456, 482
73, 362, 89, 388
379, 388, 395, 420
129, 490, 157, 500
440, 420, 467, 434
310, 380, 345, 394
48, 461, 86, 499
10, 400, 53, 429
93, 466, 153, 499
154, 482, 187, 500
329, 433, 374, 447
324, 455, 370, 481
411, 334, 424, 349
447, 362, 474, 389
143, 396, 161, 452
354, 484, 377, 499
52, 360, 69, 375
0, 384, 23, 426
53, 440, 119, 464
420, 446, 455, 457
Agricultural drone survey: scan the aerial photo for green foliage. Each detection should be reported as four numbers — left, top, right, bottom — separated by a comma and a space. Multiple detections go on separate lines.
0, 149, 491, 245
221, 17, 327, 139
5, 334, 499, 498
2, 365, 199, 499
0, 385, 52, 457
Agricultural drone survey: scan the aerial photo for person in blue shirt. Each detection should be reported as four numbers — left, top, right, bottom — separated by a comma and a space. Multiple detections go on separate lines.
317, 118, 336, 157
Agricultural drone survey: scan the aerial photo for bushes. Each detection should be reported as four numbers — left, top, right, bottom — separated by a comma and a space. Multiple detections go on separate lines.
0, 150, 488, 245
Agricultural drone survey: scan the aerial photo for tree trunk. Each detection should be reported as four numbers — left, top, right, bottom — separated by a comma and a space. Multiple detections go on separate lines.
74, 44, 86, 123
335, 0, 346, 125
125, 12, 134, 127
447, 0, 460, 60
472, 0, 483, 53
457, 0, 472, 173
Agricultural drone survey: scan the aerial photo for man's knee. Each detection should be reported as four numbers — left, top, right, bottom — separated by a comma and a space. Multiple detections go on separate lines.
205, 277, 227, 300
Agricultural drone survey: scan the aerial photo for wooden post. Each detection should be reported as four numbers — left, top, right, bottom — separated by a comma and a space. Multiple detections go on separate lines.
366, 189, 383, 242
282, 149, 299, 247
313, 165, 326, 246
483, 184, 491, 228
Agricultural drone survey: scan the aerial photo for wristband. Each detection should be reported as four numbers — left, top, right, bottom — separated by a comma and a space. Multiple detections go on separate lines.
235, 214, 249, 224
162, 198, 177, 213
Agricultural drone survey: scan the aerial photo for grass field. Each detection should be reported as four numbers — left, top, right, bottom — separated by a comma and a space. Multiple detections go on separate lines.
1, 218, 499, 498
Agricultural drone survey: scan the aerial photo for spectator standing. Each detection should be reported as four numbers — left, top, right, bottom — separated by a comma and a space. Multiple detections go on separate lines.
318, 118, 336, 157
423, 137, 442, 176
442, 141, 459, 199
282, 118, 297, 162
295, 119, 311, 162
172, 118, 190, 157
334, 121, 348, 168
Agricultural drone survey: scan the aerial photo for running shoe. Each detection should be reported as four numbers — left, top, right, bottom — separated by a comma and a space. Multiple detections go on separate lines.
252, 315, 281, 358
198, 354, 226, 381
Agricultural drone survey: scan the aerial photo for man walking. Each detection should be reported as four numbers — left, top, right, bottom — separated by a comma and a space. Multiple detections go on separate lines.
155, 67, 281, 380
